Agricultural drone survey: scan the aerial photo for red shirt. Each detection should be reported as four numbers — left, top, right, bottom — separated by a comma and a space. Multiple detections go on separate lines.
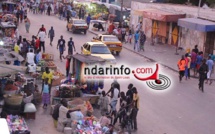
40, 27, 46, 33
35, 39, 40, 49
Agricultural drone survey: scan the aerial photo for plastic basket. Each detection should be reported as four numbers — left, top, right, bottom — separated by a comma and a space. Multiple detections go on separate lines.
4, 94, 23, 105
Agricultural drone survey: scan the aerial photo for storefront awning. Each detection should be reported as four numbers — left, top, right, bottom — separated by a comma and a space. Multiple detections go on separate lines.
142, 9, 185, 22
178, 18, 215, 32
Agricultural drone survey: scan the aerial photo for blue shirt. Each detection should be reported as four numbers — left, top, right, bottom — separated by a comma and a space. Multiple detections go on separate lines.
206, 59, 214, 71
196, 55, 203, 65
43, 84, 49, 93
211, 55, 215, 61
86, 16, 91, 24
134, 33, 139, 41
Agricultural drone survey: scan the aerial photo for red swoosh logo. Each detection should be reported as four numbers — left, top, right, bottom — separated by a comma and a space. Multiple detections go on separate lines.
132, 64, 159, 81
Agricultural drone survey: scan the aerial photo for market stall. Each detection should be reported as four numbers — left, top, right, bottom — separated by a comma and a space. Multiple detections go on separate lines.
0, 22, 17, 38
1, 14, 18, 26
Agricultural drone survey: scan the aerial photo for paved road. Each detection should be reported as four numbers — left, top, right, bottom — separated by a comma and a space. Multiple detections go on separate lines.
19, 12, 215, 134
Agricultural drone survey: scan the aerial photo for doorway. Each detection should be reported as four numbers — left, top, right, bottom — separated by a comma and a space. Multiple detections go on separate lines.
205, 32, 215, 57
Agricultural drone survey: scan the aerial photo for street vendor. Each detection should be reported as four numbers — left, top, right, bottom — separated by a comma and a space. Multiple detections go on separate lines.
52, 99, 80, 128
42, 67, 53, 94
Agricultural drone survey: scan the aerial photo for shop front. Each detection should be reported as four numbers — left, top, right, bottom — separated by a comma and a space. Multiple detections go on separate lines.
178, 18, 215, 56
140, 9, 185, 46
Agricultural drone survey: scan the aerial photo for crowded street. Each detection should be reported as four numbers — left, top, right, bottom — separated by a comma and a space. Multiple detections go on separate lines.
17, 11, 215, 134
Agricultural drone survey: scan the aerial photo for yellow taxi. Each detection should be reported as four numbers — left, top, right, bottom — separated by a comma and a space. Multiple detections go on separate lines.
92, 34, 122, 55
67, 18, 88, 34
81, 42, 116, 64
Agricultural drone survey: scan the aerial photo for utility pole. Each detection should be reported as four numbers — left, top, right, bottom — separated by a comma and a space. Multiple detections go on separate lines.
120, 0, 123, 25
197, 0, 202, 17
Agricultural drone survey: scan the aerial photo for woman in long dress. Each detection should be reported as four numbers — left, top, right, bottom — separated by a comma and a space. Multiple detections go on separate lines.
24, 17, 31, 33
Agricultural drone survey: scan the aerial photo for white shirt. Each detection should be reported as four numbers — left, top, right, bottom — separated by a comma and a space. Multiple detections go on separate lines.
38, 31, 46, 42
112, 88, 119, 101
27, 52, 35, 64
19, 43, 23, 48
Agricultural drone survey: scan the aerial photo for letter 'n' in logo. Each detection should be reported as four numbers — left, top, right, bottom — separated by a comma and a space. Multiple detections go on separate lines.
132, 64, 171, 90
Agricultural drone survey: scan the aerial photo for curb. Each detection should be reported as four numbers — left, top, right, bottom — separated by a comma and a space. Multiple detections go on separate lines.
88, 30, 215, 80
88, 30, 178, 72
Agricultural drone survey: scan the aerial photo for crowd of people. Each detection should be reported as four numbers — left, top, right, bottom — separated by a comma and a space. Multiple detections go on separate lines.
97, 81, 139, 132
177, 45, 215, 92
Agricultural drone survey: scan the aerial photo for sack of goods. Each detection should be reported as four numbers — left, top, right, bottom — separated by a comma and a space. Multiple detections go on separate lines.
69, 111, 84, 121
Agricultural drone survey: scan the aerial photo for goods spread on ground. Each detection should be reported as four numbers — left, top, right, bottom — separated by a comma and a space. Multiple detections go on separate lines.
6, 115, 30, 134
42, 53, 54, 61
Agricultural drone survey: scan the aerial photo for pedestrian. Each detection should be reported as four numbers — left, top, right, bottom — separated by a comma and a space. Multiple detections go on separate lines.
31, 36, 36, 52
35, 49, 42, 64
42, 67, 53, 94
38, 24, 47, 35
113, 91, 128, 126
48, 26, 55, 46
205, 56, 214, 85
16, 9, 20, 23
66, 9, 71, 23
78, 7, 82, 19
194, 45, 199, 54
20, 38, 28, 59
106, 82, 119, 117
42, 78, 50, 109
57, 35, 66, 61
139, 31, 146, 51
191, 49, 197, 75
177, 55, 186, 82
15, 28, 19, 40
185, 53, 191, 79
13, 43, 21, 66
136, 22, 142, 31
121, 26, 126, 43
86, 14, 91, 28
132, 87, 139, 131
38, 30, 46, 53
134, 31, 140, 52
126, 30, 132, 44
24, 17, 30, 33
67, 37, 76, 55
99, 91, 109, 116
20, 8, 24, 23
126, 83, 133, 105
35, 37, 40, 52
198, 59, 208, 92
196, 52, 203, 76
62, 55, 72, 77
47, 5, 52, 16
26, 49, 35, 66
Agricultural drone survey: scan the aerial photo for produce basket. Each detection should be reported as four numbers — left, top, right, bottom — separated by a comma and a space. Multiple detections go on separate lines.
4, 94, 23, 105
23, 94, 33, 103
33, 92, 42, 104
42, 53, 54, 61
68, 98, 85, 108
52, 76, 66, 86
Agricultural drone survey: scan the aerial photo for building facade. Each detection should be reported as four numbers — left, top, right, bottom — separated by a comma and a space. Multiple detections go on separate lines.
131, 2, 215, 56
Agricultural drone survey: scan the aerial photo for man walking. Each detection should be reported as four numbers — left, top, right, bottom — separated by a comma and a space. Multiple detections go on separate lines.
139, 31, 146, 51
205, 56, 214, 85
198, 59, 208, 92
57, 35, 66, 61
86, 14, 91, 28
38, 30, 46, 53
134, 31, 140, 52
48, 26, 55, 46
67, 37, 76, 55
177, 55, 186, 82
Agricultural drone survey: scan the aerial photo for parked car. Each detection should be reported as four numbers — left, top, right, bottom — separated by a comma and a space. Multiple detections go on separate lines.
92, 34, 122, 55
81, 42, 116, 64
67, 18, 88, 34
